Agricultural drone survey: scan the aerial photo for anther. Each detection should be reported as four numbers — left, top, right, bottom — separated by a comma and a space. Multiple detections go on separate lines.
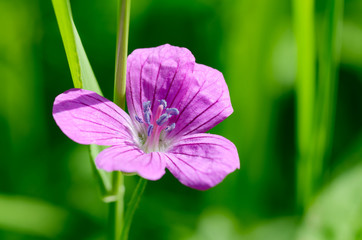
166, 108, 179, 116
147, 124, 154, 136
143, 101, 151, 112
165, 123, 176, 132
159, 99, 167, 108
156, 113, 170, 126
142, 101, 152, 124
135, 115, 143, 123
144, 111, 151, 124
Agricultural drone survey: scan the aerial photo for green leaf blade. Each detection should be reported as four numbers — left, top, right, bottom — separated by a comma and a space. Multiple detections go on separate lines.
52, 0, 108, 200
52, 0, 102, 95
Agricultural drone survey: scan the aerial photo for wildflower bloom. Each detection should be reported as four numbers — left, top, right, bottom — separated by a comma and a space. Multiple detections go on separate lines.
53, 44, 239, 190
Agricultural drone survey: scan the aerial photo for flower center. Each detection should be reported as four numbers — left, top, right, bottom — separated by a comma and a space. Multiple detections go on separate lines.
134, 99, 179, 153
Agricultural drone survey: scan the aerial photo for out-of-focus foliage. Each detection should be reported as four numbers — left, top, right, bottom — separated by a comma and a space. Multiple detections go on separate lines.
0, 194, 69, 238
0, 0, 361, 239
297, 135, 362, 240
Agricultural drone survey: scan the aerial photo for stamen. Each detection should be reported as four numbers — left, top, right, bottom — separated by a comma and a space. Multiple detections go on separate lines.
147, 124, 154, 136
142, 101, 152, 124
143, 111, 151, 124
135, 115, 143, 123
137, 99, 178, 152
156, 113, 170, 126
159, 99, 167, 108
166, 108, 179, 116
165, 123, 176, 132
143, 101, 151, 112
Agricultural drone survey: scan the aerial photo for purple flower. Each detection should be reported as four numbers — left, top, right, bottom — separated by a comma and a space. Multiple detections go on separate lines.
53, 44, 239, 190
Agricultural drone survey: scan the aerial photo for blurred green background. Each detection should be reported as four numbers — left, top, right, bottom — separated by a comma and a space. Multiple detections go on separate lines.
0, 0, 361, 239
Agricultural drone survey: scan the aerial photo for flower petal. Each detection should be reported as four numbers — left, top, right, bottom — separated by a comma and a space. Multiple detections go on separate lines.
126, 44, 233, 138
53, 88, 135, 146
126, 44, 195, 123
95, 142, 166, 180
168, 63, 233, 138
165, 133, 239, 190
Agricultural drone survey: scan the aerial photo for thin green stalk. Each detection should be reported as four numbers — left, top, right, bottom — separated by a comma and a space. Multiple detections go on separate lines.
293, 0, 316, 211
109, 0, 131, 239
121, 178, 147, 240
114, 0, 131, 109
108, 172, 125, 240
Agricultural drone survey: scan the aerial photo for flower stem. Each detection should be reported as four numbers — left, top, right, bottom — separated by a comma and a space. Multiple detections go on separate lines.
114, 0, 131, 109
293, 0, 316, 212
108, 172, 125, 240
121, 177, 147, 240
109, 0, 130, 239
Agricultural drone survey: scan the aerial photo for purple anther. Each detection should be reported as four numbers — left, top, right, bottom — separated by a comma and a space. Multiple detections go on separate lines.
156, 113, 169, 126
147, 124, 154, 137
159, 99, 167, 108
143, 111, 151, 124
166, 108, 179, 116
143, 101, 151, 112
135, 115, 143, 123
165, 123, 176, 132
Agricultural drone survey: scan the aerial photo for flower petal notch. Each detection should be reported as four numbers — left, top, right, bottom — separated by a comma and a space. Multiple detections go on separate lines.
53, 44, 240, 190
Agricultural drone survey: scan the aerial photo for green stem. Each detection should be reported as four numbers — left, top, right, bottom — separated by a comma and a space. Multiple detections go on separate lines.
294, 0, 344, 213
108, 172, 125, 240
121, 178, 147, 240
114, 0, 131, 109
108, 0, 131, 239
293, 0, 316, 212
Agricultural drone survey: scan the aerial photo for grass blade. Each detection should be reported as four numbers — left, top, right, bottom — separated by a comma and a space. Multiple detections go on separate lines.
293, 0, 316, 211
51, 0, 102, 94
52, 0, 111, 200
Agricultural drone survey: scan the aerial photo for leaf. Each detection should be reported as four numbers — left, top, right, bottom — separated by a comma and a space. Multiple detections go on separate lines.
52, 0, 110, 200
90, 144, 118, 202
51, 0, 102, 95
0, 194, 68, 238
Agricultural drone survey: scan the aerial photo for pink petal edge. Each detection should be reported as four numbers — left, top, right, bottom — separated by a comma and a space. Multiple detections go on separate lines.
165, 133, 240, 190
168, 63, 233, 138
126, 44, 233, 139
95, 143, 167, 181
53, 88, 135, 146
126, 44, 195, 123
